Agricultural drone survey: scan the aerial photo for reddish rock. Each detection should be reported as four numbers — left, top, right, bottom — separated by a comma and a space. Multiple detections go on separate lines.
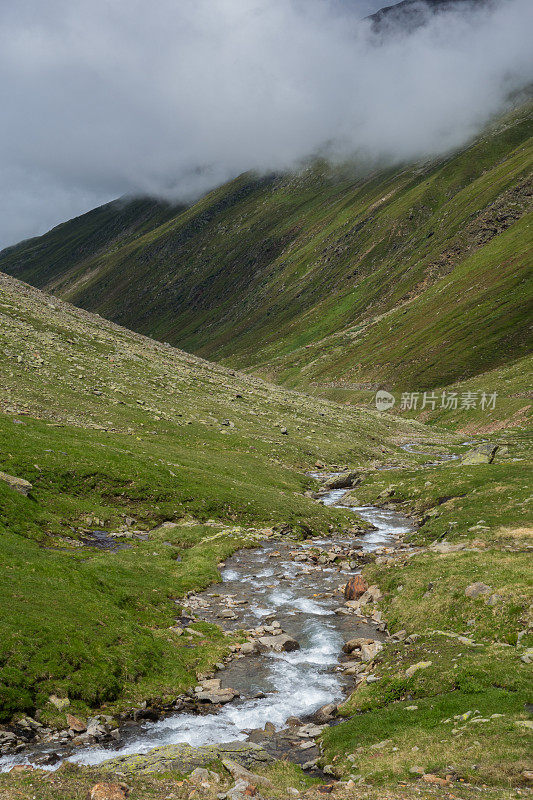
422, 774, 450, 786
66, 713, 86, 732
87, 783, 130, 800
344, 575, 368, 600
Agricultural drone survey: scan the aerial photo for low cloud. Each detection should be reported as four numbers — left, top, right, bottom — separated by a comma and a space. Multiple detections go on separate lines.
0, 0, 531, 247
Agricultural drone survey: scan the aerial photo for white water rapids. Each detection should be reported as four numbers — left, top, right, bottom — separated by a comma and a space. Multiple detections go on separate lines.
0, 481, 413, 772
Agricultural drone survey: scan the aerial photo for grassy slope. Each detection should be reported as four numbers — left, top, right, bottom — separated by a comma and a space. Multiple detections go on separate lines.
320, 440, 532, 789
0, 271, 437, 722
1, 103, 531, 396
315, 352, 533, 437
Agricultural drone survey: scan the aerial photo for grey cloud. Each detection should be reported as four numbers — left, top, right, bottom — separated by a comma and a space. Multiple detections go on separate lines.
0, 0, 531, 247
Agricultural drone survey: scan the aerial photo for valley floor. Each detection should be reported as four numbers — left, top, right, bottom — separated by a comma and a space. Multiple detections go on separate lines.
0, 272, 531, 798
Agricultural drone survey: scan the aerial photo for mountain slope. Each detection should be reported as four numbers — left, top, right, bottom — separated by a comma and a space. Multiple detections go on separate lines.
1, 102, 531, 396
1, 269, 439, 721
0, 196, 183, 290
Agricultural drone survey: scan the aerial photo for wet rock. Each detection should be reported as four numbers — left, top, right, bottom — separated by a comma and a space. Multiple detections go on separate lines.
314, 703, 337, 723
195, 687, 239, 704
133, 706, 160, 722
344, 575, 368, 600
286, 716, 303, 727
219, 609, 238, 620
342, 636, 376, 655
30, 751, 61, 766
87, 783, 130, 800
322, 471, 359, 491
0, 471, 32, 495
257, 634, 300, 652
0, 730, 18, 752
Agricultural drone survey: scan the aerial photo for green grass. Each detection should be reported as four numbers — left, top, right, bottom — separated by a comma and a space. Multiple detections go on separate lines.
0, 516, 235, 721
319, 447, 533, 788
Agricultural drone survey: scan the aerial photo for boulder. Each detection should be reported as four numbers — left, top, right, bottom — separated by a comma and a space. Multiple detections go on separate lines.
100, 741, 272, 775
240, 641, 260, 655
461, 444, 499, 465
342, 637, 376, 655
344, 575, 368, 600
360, 642, 384, 662
0, 471, 32, 496
197, 679, 221, 691
195, 687, 238, 704
323, 471, 359, 491
86, 718, 108, 739
257, 634, 300, 652
359, 585, 383, 604
66, 713, 86, 732
314, 703, 337, 722
222, 757, 273, 789
87, 784, 129, 800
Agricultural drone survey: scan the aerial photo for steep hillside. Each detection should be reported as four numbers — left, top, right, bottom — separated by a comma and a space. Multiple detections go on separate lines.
1, 270, 439, 722
1, 102, 531, 395
0, 196, 182, 290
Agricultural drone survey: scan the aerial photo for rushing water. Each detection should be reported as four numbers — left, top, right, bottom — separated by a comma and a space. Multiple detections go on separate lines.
0, 479, 413, 772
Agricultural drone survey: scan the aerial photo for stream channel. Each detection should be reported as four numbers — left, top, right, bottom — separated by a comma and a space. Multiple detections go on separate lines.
0, 476, 415, 772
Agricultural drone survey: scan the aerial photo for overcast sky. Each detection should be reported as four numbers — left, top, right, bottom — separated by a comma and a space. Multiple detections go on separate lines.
1, 0, 532, 248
